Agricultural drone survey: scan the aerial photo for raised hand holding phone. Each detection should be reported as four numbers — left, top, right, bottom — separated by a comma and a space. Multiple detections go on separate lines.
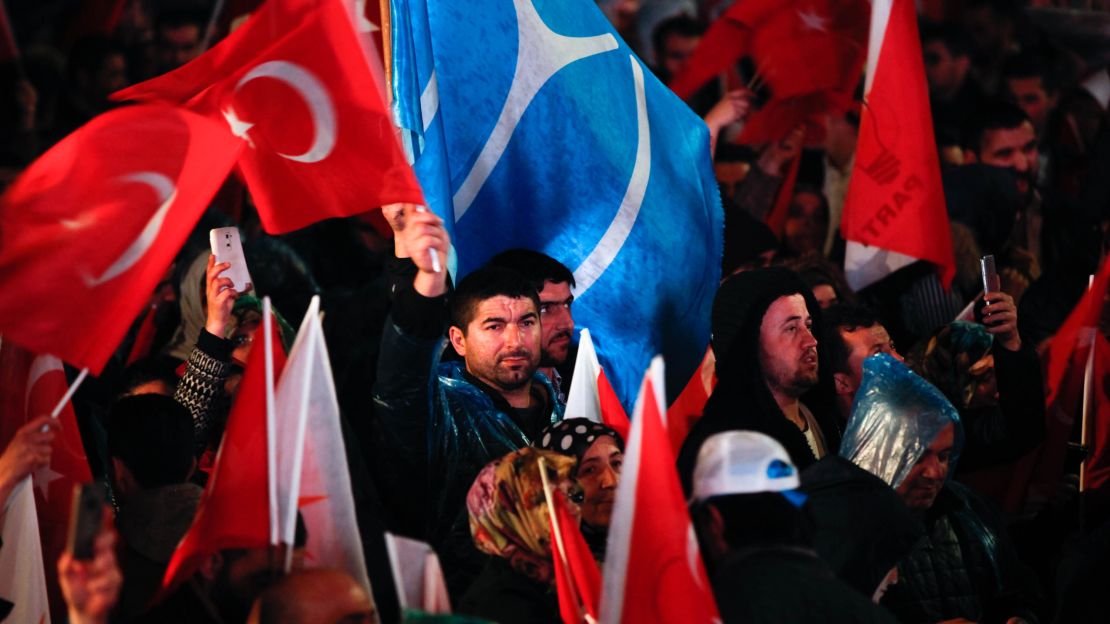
209, 227, 252, 292
977, 255, 1021, 351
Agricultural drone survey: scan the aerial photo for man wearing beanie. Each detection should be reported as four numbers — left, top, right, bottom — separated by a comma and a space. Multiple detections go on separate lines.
677, 267, 841, 492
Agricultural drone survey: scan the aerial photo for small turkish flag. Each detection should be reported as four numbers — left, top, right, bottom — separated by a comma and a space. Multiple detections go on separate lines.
550, 489, 601, 624
115, 0, 425, 234
842, 0, 954, 291
163, 314, 287, 592
600, 358, 719, 623
0, 105, 243, 374
0, 343, 94, 621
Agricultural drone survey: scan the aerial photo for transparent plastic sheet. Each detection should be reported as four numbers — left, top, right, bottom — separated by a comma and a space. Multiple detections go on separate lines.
839, 353, 964, 489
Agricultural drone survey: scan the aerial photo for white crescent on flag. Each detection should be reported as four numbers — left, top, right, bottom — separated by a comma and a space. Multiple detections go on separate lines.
83, 172, 177, 287
229, 60, 338, 164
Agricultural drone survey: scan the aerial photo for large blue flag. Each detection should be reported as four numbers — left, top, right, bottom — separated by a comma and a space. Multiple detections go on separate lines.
391, 0, 722, 409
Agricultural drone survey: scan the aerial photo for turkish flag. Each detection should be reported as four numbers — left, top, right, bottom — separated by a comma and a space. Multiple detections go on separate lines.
670, 0, 867, 146
114, 0, 424, 234
665, 347, 716, 455
0, 343, 94, 621
600, 358, 718, 623
842, 0, 954, 292
565, 328, 630, 442
550, 489, 601, 624
0, 105, 243, 374
163, 317, 287, 592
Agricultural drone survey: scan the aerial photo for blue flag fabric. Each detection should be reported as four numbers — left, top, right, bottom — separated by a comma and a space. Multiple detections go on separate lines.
391, 0, 722, 409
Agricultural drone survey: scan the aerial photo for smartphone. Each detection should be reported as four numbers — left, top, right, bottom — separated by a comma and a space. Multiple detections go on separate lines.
209, 227, 253, 293
980, 255, 1000, 295
66, 483, 105, 560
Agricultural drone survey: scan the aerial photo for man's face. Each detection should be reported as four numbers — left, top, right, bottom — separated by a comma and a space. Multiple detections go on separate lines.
838, 323, 902, 395
758, 294, 819, 398
1006, 77, 1055, 138
157, 24, 201, 72
661, 33, 700, 79
538, 280, 574, 367
576, 435, 622, 528
451, 296, 541, 392
783, 191, 827, 256
976, 121, 1038, 195
896, 424, 955, 511
922, 41, 968, 98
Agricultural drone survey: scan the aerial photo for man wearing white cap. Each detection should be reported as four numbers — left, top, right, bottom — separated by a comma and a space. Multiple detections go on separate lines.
689, 431, 898, 623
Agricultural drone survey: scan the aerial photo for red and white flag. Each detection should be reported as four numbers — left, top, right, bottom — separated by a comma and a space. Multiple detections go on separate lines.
841, 0, 954, 291
0, 105, 243, 374
565, 328, 630, 442
548, 488, 601, 624
162, 300, 287, 591
665, 347, 716, 455
114, 0, 424, 234
274, 296, 372, 594
600, 357, 719, 624
383, 532, 450, 615
0, 343, 94, 622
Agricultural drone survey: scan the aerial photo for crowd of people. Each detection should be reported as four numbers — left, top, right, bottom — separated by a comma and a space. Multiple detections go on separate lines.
1, 0, 1110, 623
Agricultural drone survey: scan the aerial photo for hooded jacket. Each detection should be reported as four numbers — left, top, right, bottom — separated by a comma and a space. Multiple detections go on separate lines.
677, 267, 841, 492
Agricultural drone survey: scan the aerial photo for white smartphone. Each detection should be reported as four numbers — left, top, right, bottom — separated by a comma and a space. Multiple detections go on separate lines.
209, 227, 253, 293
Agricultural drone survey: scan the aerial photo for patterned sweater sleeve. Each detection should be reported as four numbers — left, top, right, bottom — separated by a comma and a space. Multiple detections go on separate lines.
174, 329, 233, 455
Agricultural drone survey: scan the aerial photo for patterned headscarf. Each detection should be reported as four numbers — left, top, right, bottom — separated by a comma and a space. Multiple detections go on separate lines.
466, 448, 576, 584
909, 321, 994, 410
537, 418, 624, 464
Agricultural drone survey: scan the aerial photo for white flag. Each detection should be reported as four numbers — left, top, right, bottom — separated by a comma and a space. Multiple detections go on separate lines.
0, 479, 50, 624
565, 328, 603, 423
273, 296, 373, 601
384, 532, 450, 614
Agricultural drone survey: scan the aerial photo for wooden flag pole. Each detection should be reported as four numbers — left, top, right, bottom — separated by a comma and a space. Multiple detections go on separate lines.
538, 456, 593, 624
1080, 274, 1096, 496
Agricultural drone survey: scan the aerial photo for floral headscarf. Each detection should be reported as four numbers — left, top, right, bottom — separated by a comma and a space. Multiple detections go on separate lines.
909, 321, 994, 410
466, 448, 576, 584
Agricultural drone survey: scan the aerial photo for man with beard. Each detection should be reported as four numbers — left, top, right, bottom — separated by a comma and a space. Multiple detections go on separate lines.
373, 207, 563, 599
488, 249, 576, 401
678, 267, 840, 491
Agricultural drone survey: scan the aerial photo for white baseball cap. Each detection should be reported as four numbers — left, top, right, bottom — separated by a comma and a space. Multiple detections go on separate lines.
691, 431, 805, 505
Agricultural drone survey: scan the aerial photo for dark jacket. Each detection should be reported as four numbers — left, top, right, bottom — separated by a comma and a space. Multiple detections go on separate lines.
678, 268, 841, 492
957, 343, 1046, 473
458, 557, 560, 624
800, 456, 924, 598
372, 260, 563, 598
881, 483, 1043, 624
712, 547, 900, 624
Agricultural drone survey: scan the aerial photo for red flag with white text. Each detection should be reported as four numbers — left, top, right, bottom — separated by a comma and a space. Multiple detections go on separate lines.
0, 105, 242, 374
114, 0, 424, 234
842, 0, 954, 291
600, 358, 718, 623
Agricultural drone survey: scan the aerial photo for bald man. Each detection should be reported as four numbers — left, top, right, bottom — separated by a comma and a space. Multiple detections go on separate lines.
247, 569, 376, 624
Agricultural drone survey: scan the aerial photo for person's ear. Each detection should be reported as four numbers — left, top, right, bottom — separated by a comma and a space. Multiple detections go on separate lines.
833, 372, 854, 396
448, 326, 466, 357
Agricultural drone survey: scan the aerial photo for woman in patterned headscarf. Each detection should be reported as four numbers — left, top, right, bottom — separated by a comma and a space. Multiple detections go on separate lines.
457, 447, 577, 624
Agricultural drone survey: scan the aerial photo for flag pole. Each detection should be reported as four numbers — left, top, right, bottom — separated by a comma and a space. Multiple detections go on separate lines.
49, 367, 88, 419
1080, 274, 1097, 496
264, 297, 279, 547
379, 0, 392, 91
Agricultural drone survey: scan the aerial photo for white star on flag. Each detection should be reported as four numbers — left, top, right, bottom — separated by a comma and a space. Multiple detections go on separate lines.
798, 8, 829, 32
222, 107, 256, 148
32, 464, 63, 501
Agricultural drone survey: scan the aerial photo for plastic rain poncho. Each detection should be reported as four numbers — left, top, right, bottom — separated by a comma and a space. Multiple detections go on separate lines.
839, 353, 963, 489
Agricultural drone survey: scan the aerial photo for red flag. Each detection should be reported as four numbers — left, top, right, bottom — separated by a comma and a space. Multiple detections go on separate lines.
0, 105, 242, 374
670, 0, 868, 146
114, 0, 425, 234
600, 358, 719, 623
666, 347, 716, 455
842, 0, 954, 291
0, 343, 93, 620
162, 318, 287, 591
550, 489, 601, 624
125, 304, 159, 365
